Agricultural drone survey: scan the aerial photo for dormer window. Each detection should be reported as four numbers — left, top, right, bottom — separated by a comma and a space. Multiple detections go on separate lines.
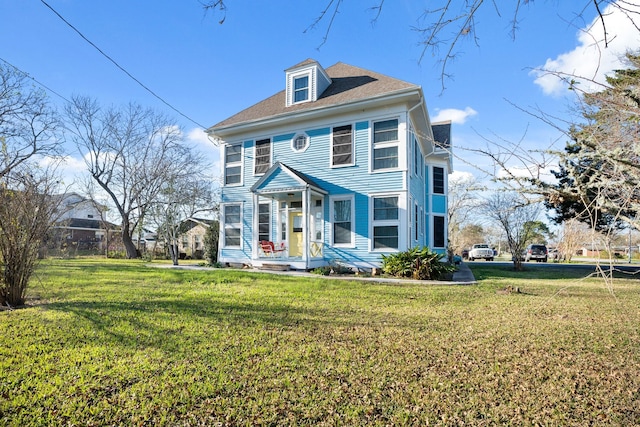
294, 75, 309, 103
285, 59, 332, 107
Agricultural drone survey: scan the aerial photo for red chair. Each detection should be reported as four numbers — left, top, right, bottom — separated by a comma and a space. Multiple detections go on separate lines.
260, 240, 286, 257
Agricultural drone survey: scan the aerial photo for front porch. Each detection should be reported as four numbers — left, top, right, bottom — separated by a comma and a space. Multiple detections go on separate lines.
250, 162, 329, 270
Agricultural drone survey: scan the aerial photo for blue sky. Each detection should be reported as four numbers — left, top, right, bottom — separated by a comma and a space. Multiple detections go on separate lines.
1, 1, 639, 185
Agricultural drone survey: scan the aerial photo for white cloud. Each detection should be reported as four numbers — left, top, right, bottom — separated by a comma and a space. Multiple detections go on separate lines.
431, 107, 478, 124
449, 170, 475, 184
186, 127, 221, 176
187, 127, 218, 147
532, 2, 640, 96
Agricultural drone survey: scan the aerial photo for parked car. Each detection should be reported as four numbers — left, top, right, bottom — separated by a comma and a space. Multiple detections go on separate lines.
468, 244, 494, 261
524, 244, 548, 262
547, 248, 565, 262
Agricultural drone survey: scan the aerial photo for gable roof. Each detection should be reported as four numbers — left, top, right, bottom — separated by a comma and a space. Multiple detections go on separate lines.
209, 61, 420, 133
250, 162, 327, 196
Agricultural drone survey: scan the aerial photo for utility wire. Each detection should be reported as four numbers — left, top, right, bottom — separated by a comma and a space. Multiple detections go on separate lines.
39, 0, 208, 129
0, 56, 71, 104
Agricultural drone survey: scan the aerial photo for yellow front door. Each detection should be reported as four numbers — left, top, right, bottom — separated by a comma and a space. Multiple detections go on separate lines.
288, 212, 303, 257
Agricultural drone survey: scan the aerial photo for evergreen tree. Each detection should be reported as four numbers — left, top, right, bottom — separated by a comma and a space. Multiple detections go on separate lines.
545, 53, 640, 232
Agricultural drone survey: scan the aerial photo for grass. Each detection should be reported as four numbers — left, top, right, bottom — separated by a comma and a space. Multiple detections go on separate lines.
1, 258, 639, 426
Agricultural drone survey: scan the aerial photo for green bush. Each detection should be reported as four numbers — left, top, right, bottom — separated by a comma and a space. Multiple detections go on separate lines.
203, 222, 219, 266
381, 246, 455, 280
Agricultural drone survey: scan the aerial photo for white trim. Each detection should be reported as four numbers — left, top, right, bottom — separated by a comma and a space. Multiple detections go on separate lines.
369, 192, 405, 252
253, 138, 272, 176
291, 132, 309, 153
329, 194, 355, 248
258, 201, 272, 242
223, 142, 243, 187
370, 116, 402, 173
287, 70, 313, 106
330, 122, 355, 168
222, 202, 243, 250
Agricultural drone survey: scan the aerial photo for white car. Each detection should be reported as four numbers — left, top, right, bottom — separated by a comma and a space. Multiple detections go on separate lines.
468, 244, 494, 261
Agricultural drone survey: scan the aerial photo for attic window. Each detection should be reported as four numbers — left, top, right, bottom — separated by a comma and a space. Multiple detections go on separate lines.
293, 75, 309, 103
292, 133, 309, 152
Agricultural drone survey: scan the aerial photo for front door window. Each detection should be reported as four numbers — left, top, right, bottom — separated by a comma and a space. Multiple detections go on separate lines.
289, 211, 303, 257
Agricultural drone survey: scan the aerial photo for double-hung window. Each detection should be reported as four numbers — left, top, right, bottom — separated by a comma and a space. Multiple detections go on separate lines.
433, 166, 445, 194
331, 196, 354, 246
254, 138, 271, 175
293, 75, 309, 103
223, 204, 242, 248
224, 143, 242, 185
332, 124, 353, 166
258, 203, 271, 242
372, 119, 399, 171
372, 195, 399, 249
414, 138, 423, 177
433, 216, 445, 248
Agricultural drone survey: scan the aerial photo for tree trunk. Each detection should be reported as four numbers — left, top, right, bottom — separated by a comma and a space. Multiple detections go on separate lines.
169, 244, 179, 266
121, 222, 139, 259
512, 258, 523, 271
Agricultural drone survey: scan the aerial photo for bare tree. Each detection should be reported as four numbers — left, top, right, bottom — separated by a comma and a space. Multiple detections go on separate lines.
0, 165, 63, 307
0, 63, 64, 307
0, 62, 60, 178
151, 176, 217, 265
558, 219, 589, 262
65, 96, 202, 259
482, 191, 540, 271
448, 174, 482, 255
201, 1, 638, 88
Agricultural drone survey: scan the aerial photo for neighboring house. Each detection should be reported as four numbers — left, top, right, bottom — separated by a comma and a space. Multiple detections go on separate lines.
207, 59, 452, 270
134, 228, 161, 253
577, 244, 629, 258
178, 218, 216, 259
49, 193, 113, 251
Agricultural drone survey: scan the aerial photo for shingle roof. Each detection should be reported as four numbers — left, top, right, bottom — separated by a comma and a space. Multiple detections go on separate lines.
210, 61, 420, 131
432, 122, 452, 149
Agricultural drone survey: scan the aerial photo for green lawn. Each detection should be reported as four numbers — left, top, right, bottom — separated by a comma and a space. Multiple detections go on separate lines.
1, 259, 639, 426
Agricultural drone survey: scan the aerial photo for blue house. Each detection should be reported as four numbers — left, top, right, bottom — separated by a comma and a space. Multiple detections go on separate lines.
206, 59, 452, 270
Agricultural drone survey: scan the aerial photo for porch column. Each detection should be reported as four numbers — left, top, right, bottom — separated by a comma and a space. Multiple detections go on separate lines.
302, 187, 309, 263
252, 192, 260, 260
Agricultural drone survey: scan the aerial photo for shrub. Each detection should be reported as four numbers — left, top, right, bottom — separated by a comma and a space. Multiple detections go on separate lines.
311, 266, 331, 276
381, 247, 455, 280
203, 222, 219, 266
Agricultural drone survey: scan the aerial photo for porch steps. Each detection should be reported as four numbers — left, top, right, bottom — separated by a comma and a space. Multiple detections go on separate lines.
259, 263, 291, 271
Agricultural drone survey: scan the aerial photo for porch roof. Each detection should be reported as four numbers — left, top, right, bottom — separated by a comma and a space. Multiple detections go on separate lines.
250, 162, 327, 196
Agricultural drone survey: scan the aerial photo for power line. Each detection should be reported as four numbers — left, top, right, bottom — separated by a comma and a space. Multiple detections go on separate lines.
39, 0, 208, 129
0, 56, 71, 104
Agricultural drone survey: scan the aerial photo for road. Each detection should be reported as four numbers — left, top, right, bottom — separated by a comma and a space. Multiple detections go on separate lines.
468, 259, 640, 275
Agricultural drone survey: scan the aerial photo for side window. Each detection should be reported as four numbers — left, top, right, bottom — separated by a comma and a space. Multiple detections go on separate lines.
254, 138, 271, 175
332, 124, 353, 167
224, 143, 242, 185
433, 215, 445, 247
331, 196, 354, 246
372, 119, 399, 171
433, 166, 445, 194
372, 195, 399, 250
223, 204, 242, 248
258, 203, 271, 242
